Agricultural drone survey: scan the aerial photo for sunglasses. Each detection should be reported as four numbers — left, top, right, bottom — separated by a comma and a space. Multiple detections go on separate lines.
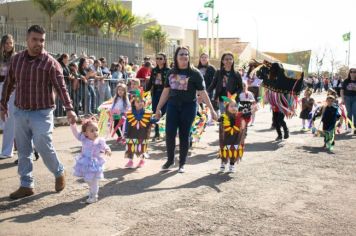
178, 53, 189, 56
156, 57, 164, 60
350, 70, 356, 73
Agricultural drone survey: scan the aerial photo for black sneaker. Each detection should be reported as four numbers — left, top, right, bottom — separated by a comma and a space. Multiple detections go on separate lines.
161, 161, 175, 171
284, 132, 289, 139
34, 151, 40, 161
275, 135, 282, 141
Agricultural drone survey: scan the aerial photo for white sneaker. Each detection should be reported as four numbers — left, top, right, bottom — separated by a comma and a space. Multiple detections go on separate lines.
228, 165, 236, 173
219, 164, 226, 172
0, 154, 12, 159
178, 166, 185, 173
86, 196, 98, 204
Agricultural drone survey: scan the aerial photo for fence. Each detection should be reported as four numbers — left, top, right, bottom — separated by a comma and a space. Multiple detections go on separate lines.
0, 24, 144, 64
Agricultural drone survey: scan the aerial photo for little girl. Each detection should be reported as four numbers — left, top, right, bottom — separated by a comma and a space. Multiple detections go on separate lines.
70, 118, 111, 204
218, 95, 246, 173
110, 84, 131, 142
299, 88, 315, 131
124, 89, 157, 168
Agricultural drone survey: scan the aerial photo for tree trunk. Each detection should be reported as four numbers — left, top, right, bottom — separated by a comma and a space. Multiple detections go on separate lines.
107, 23, 111, 38
49, 16, 53, 31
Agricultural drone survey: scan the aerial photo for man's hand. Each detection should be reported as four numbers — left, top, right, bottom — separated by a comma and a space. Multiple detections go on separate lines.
0, 110, 8, 122
66, 110, 77, 125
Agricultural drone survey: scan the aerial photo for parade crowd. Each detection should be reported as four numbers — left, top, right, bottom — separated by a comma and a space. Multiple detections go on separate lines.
1, 25, 355, 204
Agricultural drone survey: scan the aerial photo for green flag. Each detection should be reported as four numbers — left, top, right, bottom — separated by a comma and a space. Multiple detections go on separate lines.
204, 0, 214, 8
343, 32, 350, 41
198, 12, 208, 22
214, 14, 219, 23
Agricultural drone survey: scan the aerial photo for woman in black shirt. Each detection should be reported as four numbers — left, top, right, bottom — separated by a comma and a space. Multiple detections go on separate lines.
208, 52, 243, 114
197, 53, 216, 100
341, 67, 356, 134
145, 53, 170, 140
155, 46, 217, 173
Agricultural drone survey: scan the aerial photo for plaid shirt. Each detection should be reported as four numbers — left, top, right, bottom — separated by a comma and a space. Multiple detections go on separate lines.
0, 50, 73, 111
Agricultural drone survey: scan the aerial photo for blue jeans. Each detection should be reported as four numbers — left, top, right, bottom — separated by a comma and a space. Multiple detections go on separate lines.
1, 91, 15, 156
13, 107, 64, 188
88, 84, 97, 114
165, 100, 197, 167
344, 96, 356, 126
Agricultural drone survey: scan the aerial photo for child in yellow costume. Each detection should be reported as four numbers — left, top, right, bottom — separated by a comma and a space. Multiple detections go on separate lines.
124, 89, 158, 168
218, 94, 247, 173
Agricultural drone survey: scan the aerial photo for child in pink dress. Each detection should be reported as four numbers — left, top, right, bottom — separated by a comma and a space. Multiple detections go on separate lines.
70, 118, 111, 204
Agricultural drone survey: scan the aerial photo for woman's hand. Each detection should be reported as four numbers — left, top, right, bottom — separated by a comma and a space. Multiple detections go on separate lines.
155, 109, 162, 119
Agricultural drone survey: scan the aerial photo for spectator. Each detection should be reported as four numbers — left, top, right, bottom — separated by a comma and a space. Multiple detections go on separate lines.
78, 58, 96, 114
136, 61, 152, 89
69, 63, 82, 115
0, 34, 15, 160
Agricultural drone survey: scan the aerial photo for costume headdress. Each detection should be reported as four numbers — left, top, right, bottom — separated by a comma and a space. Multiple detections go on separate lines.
221, 92, 237, 104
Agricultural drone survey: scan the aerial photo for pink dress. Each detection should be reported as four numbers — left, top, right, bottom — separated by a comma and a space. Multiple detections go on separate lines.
70, 124, 110, 181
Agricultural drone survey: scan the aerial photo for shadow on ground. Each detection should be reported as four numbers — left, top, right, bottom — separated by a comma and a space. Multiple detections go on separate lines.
0, 167, 232, 223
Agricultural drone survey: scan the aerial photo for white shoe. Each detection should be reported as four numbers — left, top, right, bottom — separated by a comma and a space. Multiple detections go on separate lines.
219, 164, 226, 172
228, 165, 236, 173
86, 196, 98, 204
0, 154, 12, 159
178, 166, 185, 173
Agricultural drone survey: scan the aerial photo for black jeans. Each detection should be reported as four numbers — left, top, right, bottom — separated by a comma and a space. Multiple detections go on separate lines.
272, 111, 288, 136
165, 100, 197, 167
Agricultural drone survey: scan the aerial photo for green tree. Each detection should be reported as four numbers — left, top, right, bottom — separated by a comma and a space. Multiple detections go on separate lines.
32, 0, 68, 31
143, 25, 168, 54
106, 1, 136, 38
71, 0, 107, 36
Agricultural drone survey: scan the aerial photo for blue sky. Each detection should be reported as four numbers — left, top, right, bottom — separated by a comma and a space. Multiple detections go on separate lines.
133, 0, 355, 70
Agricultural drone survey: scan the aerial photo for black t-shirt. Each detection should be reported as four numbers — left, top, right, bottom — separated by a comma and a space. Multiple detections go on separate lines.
322, 105, 341, 131
146, 67, 170, 94
198, 65, 216, 89
165, 68, 205, 103
342, 79, 356, 96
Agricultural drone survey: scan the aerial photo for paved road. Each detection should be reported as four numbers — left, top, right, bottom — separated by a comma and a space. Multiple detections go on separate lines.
0, 94, 355, 236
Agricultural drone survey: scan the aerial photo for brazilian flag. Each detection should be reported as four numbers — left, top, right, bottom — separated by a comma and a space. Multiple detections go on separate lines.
204, 0, 214, 8
343, 32, 350, 41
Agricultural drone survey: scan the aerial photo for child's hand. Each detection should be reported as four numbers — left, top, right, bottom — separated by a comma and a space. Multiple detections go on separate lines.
105, 150, 112, 156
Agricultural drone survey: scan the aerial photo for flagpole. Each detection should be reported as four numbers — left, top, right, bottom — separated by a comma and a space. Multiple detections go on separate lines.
210, 4, 214, 58
215, 17, 219, 59
206, 11, 209, 55
348, 32, 351, 67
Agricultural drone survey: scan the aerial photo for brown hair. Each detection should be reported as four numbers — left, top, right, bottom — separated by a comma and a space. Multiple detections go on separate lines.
172, 46, 192, 73
0, 34, 15, 62
197, 52, 209, 68
81, 117, 98, 134
113, 83, 130, 110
